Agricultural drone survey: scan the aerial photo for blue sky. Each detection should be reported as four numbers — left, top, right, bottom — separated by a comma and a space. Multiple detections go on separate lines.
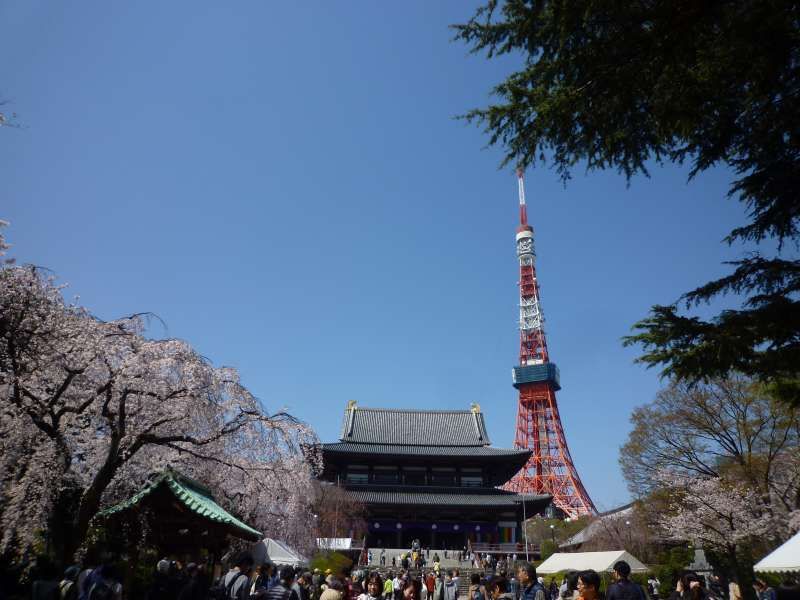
2, 1, 752, 509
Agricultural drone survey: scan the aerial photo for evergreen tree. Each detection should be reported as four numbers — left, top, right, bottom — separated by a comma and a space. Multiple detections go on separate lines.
454, 1, 800, 403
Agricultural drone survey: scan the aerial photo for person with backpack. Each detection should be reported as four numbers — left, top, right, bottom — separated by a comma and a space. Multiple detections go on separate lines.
647, 578, 661, 600
469, 573, 485, 600
211, 552, 253, 600
607, 561, 646, 600
265, 566, 300, 600
84, 564, 122, 600
59, 566, 80, 600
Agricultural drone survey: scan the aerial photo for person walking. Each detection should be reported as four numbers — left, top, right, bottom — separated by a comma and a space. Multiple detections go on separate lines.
83, 564, 123, 600
295, 572, 313, 600
517, 564, 545, 600
559, 573, 579, 600
384, 574, 396, 600
264, 566, 300, 600
360, 574, 384, 600
350, 572, 366, 600
470, 573, 486, 600
755, 581, 777, 600
647, 578, 661, 600
221, 552, 254, 600
576, 572, 601, 600
443, 572, 459, 600
393, 572, 404, 600
607, 561, 646, 600
434, 574, 445, 600
550, 581, 559, 600
146, 559, 174, 600
488, 577, 516, 600
425, 573, 437, 600
381, 550, 387, 567
322, 580, 345, 600
404, 580, 423, 600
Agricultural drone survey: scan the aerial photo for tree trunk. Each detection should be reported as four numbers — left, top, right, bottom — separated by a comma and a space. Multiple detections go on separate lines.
729, 545, 756, 600
67, 442, 121, 559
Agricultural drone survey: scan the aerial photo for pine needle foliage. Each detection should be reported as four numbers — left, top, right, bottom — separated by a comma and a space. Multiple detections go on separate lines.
454, 0, 800, 403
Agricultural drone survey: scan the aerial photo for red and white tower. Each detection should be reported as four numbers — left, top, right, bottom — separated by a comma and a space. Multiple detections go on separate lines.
506, 169, 596, 518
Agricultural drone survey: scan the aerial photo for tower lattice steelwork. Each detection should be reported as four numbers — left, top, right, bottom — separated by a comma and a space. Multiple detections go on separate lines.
505, 170, 596, 518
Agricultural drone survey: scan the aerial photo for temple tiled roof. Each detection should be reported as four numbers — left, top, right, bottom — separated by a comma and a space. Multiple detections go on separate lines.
346, 486, 551, 509
323, 442, 529, 459
340, 405, 491, 446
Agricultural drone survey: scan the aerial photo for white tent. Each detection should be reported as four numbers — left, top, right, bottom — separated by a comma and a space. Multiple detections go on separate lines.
537, 551, 649, 574
754, 530, 800, 573
251, 538, 308, 567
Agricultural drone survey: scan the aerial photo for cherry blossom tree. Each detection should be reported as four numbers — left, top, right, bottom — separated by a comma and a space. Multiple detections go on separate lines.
311, 482, 367, 540
580, 506, 660, 563
620, 377, 800, 596
657, 471, 774, 599
621, 377, 800, 527
1, 264, 319, 562
0, 220, 12, 264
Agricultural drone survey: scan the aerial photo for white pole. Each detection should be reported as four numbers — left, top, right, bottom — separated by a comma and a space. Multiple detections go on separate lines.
522, 496, 530, 562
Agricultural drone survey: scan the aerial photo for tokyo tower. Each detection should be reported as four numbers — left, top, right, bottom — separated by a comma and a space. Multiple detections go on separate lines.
506, 169, 596, 518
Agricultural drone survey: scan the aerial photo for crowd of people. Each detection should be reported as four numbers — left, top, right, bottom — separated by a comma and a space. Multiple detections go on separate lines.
29, 552, 800, 600
372, 549, 515, 573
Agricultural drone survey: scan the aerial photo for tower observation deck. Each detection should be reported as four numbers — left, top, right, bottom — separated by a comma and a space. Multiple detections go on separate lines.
505, 170, 596, 518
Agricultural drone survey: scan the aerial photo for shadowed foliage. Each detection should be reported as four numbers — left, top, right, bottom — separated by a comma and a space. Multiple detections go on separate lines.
454, 0, 800, 403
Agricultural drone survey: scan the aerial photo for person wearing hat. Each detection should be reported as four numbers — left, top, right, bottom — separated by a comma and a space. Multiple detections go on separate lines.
146, 558, 176, 600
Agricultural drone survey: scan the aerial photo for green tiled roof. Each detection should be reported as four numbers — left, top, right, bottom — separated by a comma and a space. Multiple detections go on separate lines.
101, 469, 262, 541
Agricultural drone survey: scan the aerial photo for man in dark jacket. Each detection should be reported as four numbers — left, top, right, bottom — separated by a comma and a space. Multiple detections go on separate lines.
517, 564, 545, 600
607, 562, 645, 600
265, 566, 300, 600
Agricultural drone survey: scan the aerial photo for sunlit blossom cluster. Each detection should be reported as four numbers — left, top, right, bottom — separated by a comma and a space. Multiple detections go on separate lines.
1, 264, 321, 559
655, 470, 777, 550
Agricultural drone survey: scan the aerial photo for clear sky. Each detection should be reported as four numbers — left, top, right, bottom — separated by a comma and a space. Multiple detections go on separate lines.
2, 1, 752, 509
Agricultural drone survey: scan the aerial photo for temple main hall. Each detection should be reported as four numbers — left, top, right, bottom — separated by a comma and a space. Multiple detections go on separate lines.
319, 401, 551, 549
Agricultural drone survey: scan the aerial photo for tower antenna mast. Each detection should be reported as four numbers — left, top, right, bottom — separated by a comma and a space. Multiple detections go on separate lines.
507, 169, 596, 518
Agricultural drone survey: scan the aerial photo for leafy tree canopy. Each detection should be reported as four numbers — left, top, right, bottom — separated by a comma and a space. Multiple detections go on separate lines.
454, 1, 800, 402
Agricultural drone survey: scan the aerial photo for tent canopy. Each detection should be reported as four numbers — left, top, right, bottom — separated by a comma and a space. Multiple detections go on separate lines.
754, 530, 800, 573
251, 538, 307, 567
537, 551, 649, 574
